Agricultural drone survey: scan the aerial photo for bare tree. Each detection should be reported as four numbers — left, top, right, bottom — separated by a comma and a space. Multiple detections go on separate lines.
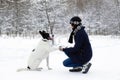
44, 0, 55, 34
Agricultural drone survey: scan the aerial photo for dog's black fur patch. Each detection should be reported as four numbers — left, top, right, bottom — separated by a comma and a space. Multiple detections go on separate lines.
32, 49, 35, 52
27, 66, 31, 69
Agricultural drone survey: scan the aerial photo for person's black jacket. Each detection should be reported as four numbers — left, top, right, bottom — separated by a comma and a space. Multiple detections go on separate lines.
63, 26, 92, 65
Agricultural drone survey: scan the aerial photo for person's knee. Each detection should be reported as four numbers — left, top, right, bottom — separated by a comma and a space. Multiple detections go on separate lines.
63, 60, 68, 67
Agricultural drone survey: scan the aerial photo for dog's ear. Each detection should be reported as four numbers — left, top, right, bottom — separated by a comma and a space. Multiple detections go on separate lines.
39, 30, 46, 39
42, 30, 46, 34
39, 31, 42, 34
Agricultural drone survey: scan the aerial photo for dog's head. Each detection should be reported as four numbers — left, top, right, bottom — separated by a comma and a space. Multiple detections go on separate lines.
39, 30, 52, 40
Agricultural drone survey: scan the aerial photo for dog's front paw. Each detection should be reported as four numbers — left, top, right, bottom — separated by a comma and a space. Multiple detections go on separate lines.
48, 67, 52, 70
36, 67, 43, 71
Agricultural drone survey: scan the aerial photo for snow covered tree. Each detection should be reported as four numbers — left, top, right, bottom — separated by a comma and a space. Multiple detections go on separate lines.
29, 0, 68, 35
115, 0, 120, 35
0, 0, 32, 36
0, 0, 120, 36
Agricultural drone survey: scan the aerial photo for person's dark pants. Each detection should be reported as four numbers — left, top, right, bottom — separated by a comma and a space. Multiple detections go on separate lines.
63, 58, 82, 68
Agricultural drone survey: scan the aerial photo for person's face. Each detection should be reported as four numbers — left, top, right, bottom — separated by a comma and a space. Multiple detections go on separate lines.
70, 24, 74, 29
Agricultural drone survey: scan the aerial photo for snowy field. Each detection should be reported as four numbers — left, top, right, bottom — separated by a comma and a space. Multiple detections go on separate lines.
0, 35, 120, 80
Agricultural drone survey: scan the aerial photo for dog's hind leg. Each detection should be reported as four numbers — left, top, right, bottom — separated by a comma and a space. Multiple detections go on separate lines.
46, 56, 52, 70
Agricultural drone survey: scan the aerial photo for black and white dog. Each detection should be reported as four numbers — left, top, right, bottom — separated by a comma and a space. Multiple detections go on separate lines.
27, 30, 57, 70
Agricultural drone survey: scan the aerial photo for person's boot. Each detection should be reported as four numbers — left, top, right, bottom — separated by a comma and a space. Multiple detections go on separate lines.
69, 67, 82, 72
82, 63, 92, 73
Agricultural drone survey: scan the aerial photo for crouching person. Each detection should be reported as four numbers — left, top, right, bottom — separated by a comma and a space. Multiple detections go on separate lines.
59, 16, 92, 73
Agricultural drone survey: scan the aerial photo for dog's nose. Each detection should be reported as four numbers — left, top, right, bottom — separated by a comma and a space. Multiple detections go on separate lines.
48, 37, 53, 40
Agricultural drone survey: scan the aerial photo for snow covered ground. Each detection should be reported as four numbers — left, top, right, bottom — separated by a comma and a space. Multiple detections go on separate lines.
0, 35, 120, 80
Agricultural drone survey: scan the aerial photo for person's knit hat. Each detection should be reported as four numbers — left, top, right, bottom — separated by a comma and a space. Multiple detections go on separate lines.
70, 16, 81, 26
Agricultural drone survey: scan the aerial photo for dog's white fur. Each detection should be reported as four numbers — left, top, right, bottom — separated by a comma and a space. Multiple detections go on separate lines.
27, 39, 56, 70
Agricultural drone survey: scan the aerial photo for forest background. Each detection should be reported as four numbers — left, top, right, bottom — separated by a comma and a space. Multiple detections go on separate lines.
0, 0, 120, 37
